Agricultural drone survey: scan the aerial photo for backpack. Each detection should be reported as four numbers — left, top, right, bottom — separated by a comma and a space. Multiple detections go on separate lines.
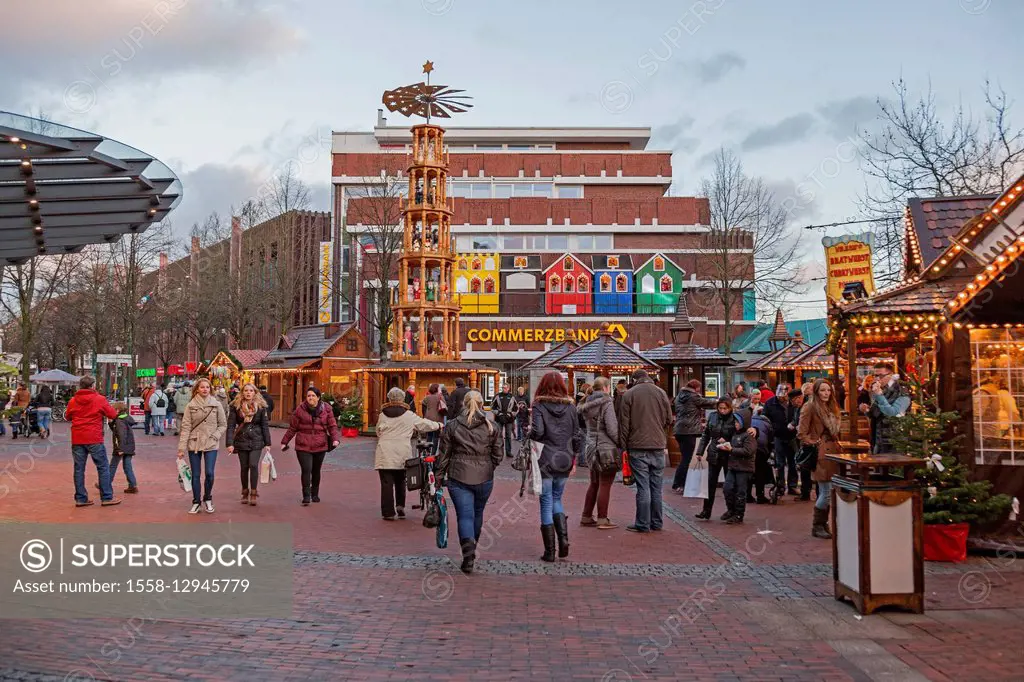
155, 393, 166, 408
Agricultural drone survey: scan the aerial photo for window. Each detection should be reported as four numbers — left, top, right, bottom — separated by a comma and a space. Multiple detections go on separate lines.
502, 235, 525, 249
563, 275, 574, 292
532, 183, 552, 198
599, 273, 611, 292
457, 258, 468, 269
653, 256, 665, 271
450, 183, 469, 198
575, 235, 595, 250
472, 236, 498, 250
660, 274, 673, 293
557, 185, 583, 199
513, 256, 529, 269
577, 275, 589, 293
616, 273, 628, 292
470, 277, 482, 294
456, 236, 472, 251
548, 235, 568, 250
484, 257, 496, 270
607, 255, 619, 269
562, 256, 575, 271
971, 328, 1024, 465
471, 258, 482, 271
493, 183, 513, 198
595, 235, 613, 250
455, 276, 469, 293
548, 275, 561, 293
513, 183, 533, 197
346, 338, 358, 352
507, 272, 536, 289
507, 144, 531, 151
484, 276, 496, 293
470, 183, 491, 199
641, 274, 655, 293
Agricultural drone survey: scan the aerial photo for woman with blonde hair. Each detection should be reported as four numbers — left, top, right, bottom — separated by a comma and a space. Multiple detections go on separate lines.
437, 390, 503, 573
226, 383, 272, 506
177, 378, 227, 515
797, 378, 841, 539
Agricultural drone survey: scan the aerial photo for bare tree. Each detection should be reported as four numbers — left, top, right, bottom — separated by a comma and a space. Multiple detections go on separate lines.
138, 303, 187, 375
0, 255, 80, 382
345, 177, 407, 356
261, 163, 311, 217
860, 78, 1024, 282
694, 148, 802, 354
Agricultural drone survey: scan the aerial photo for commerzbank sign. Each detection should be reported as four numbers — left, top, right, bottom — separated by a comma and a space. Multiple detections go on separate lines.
466, 324, 627, 344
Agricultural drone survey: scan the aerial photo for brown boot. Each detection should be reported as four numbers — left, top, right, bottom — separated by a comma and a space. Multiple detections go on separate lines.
241, 489, 249, 505
597, 517, 617, 529
579, 515, 597, 526
811, 507, 832, 539
249, 490, 258, 506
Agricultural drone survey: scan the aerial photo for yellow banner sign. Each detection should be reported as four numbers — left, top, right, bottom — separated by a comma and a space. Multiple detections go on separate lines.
318, 241, 333, 324
823, 233, 875, 304
467, 324, 627, 345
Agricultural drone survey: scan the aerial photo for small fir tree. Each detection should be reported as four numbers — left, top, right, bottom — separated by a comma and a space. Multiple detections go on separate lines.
890, 367, 1012, 525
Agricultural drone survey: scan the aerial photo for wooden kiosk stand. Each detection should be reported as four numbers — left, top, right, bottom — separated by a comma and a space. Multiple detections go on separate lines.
827, 452, 926, 615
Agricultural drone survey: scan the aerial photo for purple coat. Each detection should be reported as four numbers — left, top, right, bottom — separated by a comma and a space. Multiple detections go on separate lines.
282, 402, 341, 453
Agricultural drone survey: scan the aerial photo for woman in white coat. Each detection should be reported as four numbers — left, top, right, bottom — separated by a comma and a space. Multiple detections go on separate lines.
147, 384, 169, 436
374, 387, 442, 520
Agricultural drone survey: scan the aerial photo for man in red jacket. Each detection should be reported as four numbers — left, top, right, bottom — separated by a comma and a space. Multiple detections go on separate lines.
65, 375, 121, 507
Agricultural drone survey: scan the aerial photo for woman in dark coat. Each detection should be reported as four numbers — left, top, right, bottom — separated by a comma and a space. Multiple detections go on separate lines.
671, 379, 717, 491
281, 387, 341, 506
530, 371, 582, 562
226, 383, 272, 506
437, 390, 503, 574
694, 398, 744, 521
579, 377, 619, 529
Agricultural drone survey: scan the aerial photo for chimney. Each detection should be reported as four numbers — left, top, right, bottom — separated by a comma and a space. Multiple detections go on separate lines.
324, 322, 341, 339
376, 108, 387, 128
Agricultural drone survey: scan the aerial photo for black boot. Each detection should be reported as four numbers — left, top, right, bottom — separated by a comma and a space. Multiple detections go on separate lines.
540, 525, 556, 562
552, 513, 570, 558
302, 487, 311, 506
695, 500, 712, 520
460, 538, 476, 574
311, 486, 320, 503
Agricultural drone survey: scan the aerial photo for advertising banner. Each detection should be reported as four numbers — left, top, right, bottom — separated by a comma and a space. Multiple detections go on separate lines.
822, 232, 875, 304
318, 241, 333, 324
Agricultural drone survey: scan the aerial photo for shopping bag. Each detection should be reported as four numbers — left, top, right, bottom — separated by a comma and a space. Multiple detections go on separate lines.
682, 457, 709, 499
260, 452, 277, 484
176, 457, 191, 493
527, 441, 543, 496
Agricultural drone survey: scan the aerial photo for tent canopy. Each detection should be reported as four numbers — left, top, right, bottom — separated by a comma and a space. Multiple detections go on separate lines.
30, 369, 81, 384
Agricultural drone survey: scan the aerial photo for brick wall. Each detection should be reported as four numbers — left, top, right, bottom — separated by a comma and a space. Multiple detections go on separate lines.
332, 152, 672, 178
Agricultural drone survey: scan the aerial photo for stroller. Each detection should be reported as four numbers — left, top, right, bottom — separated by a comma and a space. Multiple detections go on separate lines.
749, 413, 781, 505
10, 407, 41, 439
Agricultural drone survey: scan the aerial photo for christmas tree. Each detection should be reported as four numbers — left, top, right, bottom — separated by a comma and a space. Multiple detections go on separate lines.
889, 367, 1012, 525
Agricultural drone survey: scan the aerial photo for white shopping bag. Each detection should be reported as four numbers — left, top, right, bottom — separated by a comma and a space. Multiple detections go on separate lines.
176, 457, 192, 493
682, 456, 709, 499
527, 441, 544, 496
260, 451, 278, 484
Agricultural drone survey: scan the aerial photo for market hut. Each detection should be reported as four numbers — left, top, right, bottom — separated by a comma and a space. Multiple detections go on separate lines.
206, 349, 269, 391
554, 323, 661, 395
518, 340, 580, 397
251, 323, 372, 425
500, 255, 543, 315
635, 253, 684, 314
544, 253, 593, 314
829, 174, 1024, 515
735, 330, 813, 388
591, 254, 634, 315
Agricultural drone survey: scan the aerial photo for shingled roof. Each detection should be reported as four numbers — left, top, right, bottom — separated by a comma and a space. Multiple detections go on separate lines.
739, 331, 811, 370
519, 341, 580, 371
669, 293, 694, 344
769, 309, 789, 344
642, 342, 733, 365
255, 324, 354, 368
555, 325, 660, 372
227, 349, 269, 369
906, 194, 996, 274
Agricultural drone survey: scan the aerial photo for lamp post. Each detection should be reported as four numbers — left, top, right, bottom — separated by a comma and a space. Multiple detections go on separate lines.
114, 345, 122, 400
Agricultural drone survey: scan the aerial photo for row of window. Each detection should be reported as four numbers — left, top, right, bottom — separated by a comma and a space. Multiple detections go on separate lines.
455, 234, 613, 251
453, 272, 672, 295
391, 143, 557, 152
448, 183, 584, 199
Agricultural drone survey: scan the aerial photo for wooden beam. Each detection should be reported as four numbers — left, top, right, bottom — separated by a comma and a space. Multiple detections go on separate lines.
847, 330, 859, 443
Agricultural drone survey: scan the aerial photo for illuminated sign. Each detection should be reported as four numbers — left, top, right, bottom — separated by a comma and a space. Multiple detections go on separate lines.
823, 233, 875, 304
318, 241, 333, 324
466, 323, 627, 344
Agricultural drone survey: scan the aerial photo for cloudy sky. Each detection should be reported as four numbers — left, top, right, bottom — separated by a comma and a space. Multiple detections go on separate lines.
2, 0, 1021, 318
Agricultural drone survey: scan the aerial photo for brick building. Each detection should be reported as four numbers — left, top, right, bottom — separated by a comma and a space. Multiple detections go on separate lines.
332, 113, 756, 385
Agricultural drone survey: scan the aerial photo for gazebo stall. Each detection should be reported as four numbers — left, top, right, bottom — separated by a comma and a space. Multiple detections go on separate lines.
518, 340, 580, 398
642, 295, 734, 465
736, 329, 812, 390
205, 349, 269, 392
553, 323, 662, 394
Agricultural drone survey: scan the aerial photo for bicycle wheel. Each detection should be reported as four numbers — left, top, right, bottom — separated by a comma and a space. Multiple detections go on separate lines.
52, 407, 65, 422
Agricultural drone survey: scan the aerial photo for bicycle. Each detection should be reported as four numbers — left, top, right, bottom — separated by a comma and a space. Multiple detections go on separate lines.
410, 437, 448, 548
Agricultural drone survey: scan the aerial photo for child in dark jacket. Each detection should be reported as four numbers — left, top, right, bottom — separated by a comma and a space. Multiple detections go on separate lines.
721, 419, 757, 524
747, 413, 775, 504
108, 403, 138, 493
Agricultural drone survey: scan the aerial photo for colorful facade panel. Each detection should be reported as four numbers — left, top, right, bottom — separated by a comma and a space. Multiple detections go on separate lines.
592, 254, 634, 315
635, 253, 684, 314
543, 253, 593, 315
454, 252, 500, 313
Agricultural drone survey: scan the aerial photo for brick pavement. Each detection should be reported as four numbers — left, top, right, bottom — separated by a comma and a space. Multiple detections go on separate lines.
0, 424, 1022, 681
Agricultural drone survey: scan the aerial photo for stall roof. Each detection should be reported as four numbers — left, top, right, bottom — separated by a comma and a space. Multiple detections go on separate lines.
555, 325, 660, 372
251, 357, 320, 372
730, 318, 828, 354
519, 341, 579, 371
642, 343, 734, 365
905, 194, 997, 276
227, 349, 269, 368
738, 332, 811, 370
265, 324, 354, 361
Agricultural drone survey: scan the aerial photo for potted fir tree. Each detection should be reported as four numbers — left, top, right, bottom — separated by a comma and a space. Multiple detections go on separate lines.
339, 400, 362, 438
890, 370, 1012, 562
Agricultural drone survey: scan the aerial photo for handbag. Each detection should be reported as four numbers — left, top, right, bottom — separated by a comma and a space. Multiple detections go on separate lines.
682, 456, 709, 499
405, 456, 426, 491
511, 438, 532, 472
796, 443, 819, 472
176, 457, 192, 493
584, 406, 623, 473
527, 441, 543, 496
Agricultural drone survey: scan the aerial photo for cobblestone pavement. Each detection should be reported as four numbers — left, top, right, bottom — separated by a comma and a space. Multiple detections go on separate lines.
1, 425, 1022, 681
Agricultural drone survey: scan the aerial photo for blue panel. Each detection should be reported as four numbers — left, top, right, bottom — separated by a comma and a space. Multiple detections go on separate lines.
743, 290, 756, 321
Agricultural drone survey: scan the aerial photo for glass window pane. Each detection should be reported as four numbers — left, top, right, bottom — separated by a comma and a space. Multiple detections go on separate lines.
455, 236, 472, 250
548, 235, 568, 250
507, 145, 531, 151
502, 235, 525, 249
532, 183, 552, 198
512, 184, 533, 197
558, 185, 583, 199
493, 183, 513, 198
529, 235, 546, 249
577, 235, 595, 250
472, 236, 498, 250
595, 235, 613, 250
449, 183, 468, 198
470, 183, 491, 199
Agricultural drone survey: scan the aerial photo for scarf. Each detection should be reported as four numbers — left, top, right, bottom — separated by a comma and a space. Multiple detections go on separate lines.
810, 398, 840, 439
239, 399, 256, 423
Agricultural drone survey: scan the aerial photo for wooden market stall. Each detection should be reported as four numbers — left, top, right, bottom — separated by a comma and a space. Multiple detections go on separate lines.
828, 175, 1024, 531
735, 330, 812, 388
251, 323, 372, 425
205, 349, 269, 391
518, 340, 580, 398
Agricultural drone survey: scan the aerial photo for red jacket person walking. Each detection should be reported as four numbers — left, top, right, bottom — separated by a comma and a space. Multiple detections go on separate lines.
65, 375, 121, 507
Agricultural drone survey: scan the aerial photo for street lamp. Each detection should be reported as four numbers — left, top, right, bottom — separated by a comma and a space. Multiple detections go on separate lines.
114, 346, 122, 400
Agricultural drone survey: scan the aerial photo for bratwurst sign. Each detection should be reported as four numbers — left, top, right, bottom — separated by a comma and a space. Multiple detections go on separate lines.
822, 232, 875, 304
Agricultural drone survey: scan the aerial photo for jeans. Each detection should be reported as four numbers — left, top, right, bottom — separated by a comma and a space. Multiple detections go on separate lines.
539, 475, 568, 525
630, 449, 665, 531
237, 449, 260, 490
447, 479, 494, 541
298, 450, 327, 498
73, 443, 113, 503
702, 459, 725, 514
724, 469, 750, 519
378, 469, 405, 517
109, 454, 137, 488
775, 439, 797, 491
36, 407, 52, 434
583, 466, 616, 519
671, 434, 699, 489
515, 420, 527, 441
188, 450, 217, 504
498, 421, 515, 456
816, 481, 832, 511
150, 414, 164, 435
143, 412, 151, 434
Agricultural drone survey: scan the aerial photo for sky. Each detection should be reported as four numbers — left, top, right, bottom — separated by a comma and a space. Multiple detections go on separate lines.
2, 0, 1021, 320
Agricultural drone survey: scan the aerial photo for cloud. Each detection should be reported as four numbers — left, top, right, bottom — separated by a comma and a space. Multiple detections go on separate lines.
165, 163, 266, 240
741, 114, 817, 151
651, 116, 698, 152
764, 177, 820, 224
0, 0, 305, 105
692, 51, 746, 85
817, 95, 882, 140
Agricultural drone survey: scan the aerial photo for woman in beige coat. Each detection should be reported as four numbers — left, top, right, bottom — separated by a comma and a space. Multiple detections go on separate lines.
797, 378, 841, 539
177, 378, 227, 515
374, 387, 442, 520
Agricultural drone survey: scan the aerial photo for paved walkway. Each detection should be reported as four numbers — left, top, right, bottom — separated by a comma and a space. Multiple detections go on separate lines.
0, 424, 1022, 681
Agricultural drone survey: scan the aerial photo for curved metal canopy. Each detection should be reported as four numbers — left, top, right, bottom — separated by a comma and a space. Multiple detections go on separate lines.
0, 111, 181, 265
